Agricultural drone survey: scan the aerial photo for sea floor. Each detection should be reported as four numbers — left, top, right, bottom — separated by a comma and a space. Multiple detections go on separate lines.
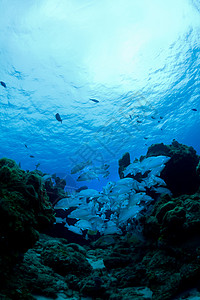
7, 232, 200, 300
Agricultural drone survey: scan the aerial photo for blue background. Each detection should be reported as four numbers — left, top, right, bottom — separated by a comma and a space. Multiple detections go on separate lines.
0, 0, 200, 191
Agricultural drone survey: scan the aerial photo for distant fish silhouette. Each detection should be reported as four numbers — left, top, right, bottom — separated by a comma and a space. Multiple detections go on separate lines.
151, 116, 156, 119
160, 116, 163, 119
137, 120, 142, 123
77, 171, 99, 181
25, 144, 28, 148
55, 113, 62, 123
30, 155, 35, 158
75, 186, 88, 193
90, 98, 99, 103
35, 163, 40, 169
129, 115, 133, 120
192, 108, 197, 111
88, 163, 110, 176
71, 160, 92, 174
102, 170, 110, 178
0, 81, 6, 88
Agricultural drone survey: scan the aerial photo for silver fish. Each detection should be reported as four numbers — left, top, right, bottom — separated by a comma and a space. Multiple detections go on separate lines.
71, 160, 92, 174
102, 170, 110, 178
78, 189, 100, 197
77, 171, 99, 181
88, 163, 110, 175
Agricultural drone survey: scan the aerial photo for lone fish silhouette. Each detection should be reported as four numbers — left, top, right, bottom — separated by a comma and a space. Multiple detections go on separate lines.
55, 113, 62, 123
0, 81, 6, 88
90, 98, 99, 103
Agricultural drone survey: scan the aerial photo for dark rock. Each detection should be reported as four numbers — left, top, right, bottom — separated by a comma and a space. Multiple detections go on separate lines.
146, 143, 170, 157
41, 239, 92, 276
0, 158, 55, 281
109, 287, 152, 300
118, 152, 130, 179
44, 178, 66, 206
118, 141, 200, 196
103, 253, 131, 269
143, 191, 200, 245
81, 276, 106, 298
143, 216, 160, 241
147, 140, 200, 196
162, 206, 186, 230
156, 201, 176, 223
91, 235, 119, 248
1, 237, 68, 299
66, 243, 87, 255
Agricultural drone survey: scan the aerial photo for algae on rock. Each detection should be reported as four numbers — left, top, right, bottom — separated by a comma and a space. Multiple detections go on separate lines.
0, 157, 55, 282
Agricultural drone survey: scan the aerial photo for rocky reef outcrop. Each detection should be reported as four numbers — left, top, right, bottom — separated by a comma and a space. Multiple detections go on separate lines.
147, 140, 200, 196
118, 152, 130, 179
2, 140, 200, 300
119, 140, 200, 197
140, 191, 200, 299
0, 234, 107, 300
44, 173, 66, 205
0, 158, 55, 285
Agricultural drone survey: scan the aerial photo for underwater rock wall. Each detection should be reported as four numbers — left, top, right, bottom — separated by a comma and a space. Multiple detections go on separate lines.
119, 140, 200, 197
0, 158, 55, 280
44, 173, 66, 205
118, 152, 130, 179
147, 140, 200, 196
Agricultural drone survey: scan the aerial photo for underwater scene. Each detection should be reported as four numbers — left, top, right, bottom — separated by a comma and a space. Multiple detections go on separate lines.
1, 0, 200, 299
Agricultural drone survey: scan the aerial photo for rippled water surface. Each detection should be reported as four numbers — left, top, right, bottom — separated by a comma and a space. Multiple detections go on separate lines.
0, 0, 200, 189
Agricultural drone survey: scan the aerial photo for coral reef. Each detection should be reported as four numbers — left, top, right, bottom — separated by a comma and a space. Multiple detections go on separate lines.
2, 225, 200, 299
147, 140, 200, 196
1, 141, 200, 300
119, 140, 200, 197
41, 239, 92, 277
44, 173, 66, 205
143, 192, 200, 244
139, 191, 200, 299
0, 158, 55, 285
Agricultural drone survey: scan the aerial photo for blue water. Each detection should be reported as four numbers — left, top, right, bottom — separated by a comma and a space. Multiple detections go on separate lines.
0, 0, 200, 191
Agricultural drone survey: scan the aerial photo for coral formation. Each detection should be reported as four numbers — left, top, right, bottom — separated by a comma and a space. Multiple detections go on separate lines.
41, 239, 92, 277
147, 140, 200, 196
1, 141, 200, 299
119, 140, 200, 196
43, 173, 66, 205
0, 158, 55, 284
